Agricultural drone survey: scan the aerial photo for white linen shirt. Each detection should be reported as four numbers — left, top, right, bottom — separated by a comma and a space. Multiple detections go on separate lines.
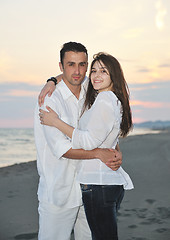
72, 91, 134, 190
34, 79, 87, 208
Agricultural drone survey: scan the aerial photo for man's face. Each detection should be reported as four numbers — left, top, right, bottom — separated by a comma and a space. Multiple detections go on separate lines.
59, 51, 88, 87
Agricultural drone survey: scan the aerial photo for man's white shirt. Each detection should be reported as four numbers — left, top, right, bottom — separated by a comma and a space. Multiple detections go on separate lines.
34, 78, 87, 208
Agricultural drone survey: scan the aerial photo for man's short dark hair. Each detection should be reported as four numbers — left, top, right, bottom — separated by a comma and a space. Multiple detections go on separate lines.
60, 42, 88, 65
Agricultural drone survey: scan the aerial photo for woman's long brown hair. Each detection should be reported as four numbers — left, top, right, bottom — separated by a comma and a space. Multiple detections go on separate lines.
83, 52, 133, 137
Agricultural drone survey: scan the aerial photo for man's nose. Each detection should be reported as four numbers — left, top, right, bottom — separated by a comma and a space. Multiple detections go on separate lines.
74, 65, 80, 74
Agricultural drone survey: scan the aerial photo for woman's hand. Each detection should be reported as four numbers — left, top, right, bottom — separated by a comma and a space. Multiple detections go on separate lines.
96, 148, 122, 171
39, 106, 59, 127
38, 82, 56, 107
38, 74, 63, 106
39, 104, 74, 138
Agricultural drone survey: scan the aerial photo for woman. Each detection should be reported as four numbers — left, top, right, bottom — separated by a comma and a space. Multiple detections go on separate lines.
39, 52, 134, 240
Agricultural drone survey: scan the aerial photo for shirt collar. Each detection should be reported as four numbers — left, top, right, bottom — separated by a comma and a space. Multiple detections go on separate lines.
79, 77, 88, 101
57, 80, 73, 100
57, 78, 88, 101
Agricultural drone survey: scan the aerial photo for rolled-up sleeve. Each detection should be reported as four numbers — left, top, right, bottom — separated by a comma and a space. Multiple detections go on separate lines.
41, 97, 72, 160
72, 92, 120, 150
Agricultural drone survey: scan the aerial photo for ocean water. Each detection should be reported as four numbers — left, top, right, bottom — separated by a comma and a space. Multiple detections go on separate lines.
0, 128, 36, 168
0, 127, 160, 168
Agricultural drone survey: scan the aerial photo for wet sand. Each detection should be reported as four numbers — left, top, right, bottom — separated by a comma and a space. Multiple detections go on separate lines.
0, 131, 170, 240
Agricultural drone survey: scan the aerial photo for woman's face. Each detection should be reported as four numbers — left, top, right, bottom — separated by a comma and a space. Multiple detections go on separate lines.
90, 60, 113, 92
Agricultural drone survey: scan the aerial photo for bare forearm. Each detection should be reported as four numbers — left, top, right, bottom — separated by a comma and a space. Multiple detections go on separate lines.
63, 147, 122, 171
38, 74, 63, 106
64, 147, 117, 162
63, 148, 98, 159
54, 119, 74, 138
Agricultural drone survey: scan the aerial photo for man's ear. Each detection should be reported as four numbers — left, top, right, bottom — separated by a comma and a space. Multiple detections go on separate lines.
86, 62, 88, 73
59, 62, 63, 72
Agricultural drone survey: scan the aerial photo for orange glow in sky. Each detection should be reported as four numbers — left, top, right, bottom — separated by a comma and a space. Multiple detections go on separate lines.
0, 0, 170, 127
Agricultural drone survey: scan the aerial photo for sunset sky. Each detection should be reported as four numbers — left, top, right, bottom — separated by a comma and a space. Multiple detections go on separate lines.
0, 0, 170, 128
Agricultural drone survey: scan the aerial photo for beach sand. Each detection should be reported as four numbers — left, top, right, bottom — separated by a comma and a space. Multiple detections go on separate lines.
0, 131, 170, 240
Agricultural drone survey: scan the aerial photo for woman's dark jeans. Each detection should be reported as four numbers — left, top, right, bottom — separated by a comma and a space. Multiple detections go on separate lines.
81, 184, 124, 240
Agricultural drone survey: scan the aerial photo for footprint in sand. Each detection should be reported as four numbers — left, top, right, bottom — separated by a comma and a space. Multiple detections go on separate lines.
145, 199, 156, 204
14, 232, 38, 239
128, 237, 147, 240
157, 207, 170, 219
128, 224, 138, 229
155, 228, 168, 233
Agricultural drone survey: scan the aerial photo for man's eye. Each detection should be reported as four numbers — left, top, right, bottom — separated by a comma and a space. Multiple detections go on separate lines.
80, 63, 86, 67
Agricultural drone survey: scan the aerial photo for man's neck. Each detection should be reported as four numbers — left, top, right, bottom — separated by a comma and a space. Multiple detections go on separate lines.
63, 79, 81, 99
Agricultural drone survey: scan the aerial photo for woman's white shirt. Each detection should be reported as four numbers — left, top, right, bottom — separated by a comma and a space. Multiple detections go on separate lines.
72, 91, 134, 190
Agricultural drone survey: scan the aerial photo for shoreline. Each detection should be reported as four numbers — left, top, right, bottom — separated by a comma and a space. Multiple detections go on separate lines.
0, 128, 168, 169
0, 131, 170, 239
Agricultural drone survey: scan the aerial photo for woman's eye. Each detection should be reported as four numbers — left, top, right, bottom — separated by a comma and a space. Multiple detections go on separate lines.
102, 69, 109, 74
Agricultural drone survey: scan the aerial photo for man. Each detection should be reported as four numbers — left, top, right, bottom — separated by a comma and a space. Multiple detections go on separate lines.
34, 42, 122, 240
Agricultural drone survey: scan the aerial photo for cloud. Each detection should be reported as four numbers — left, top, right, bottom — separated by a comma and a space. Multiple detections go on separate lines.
129, 81, 170, 102
0, 79, 170, 127
158, 64, 170, 68
0, 82, 42, 93
134, 60, 170, 84
155, 0, 167, 30
2, 89, 39, 97
129, 80, 170, 122
0, 82, 42, 127
130, 100, 170, 108
137, 68, 151, 73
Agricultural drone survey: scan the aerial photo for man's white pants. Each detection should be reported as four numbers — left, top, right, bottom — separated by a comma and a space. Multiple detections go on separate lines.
38, 201, 92, 240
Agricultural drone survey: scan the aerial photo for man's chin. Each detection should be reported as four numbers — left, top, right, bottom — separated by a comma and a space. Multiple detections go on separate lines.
71, 79, 84, 86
